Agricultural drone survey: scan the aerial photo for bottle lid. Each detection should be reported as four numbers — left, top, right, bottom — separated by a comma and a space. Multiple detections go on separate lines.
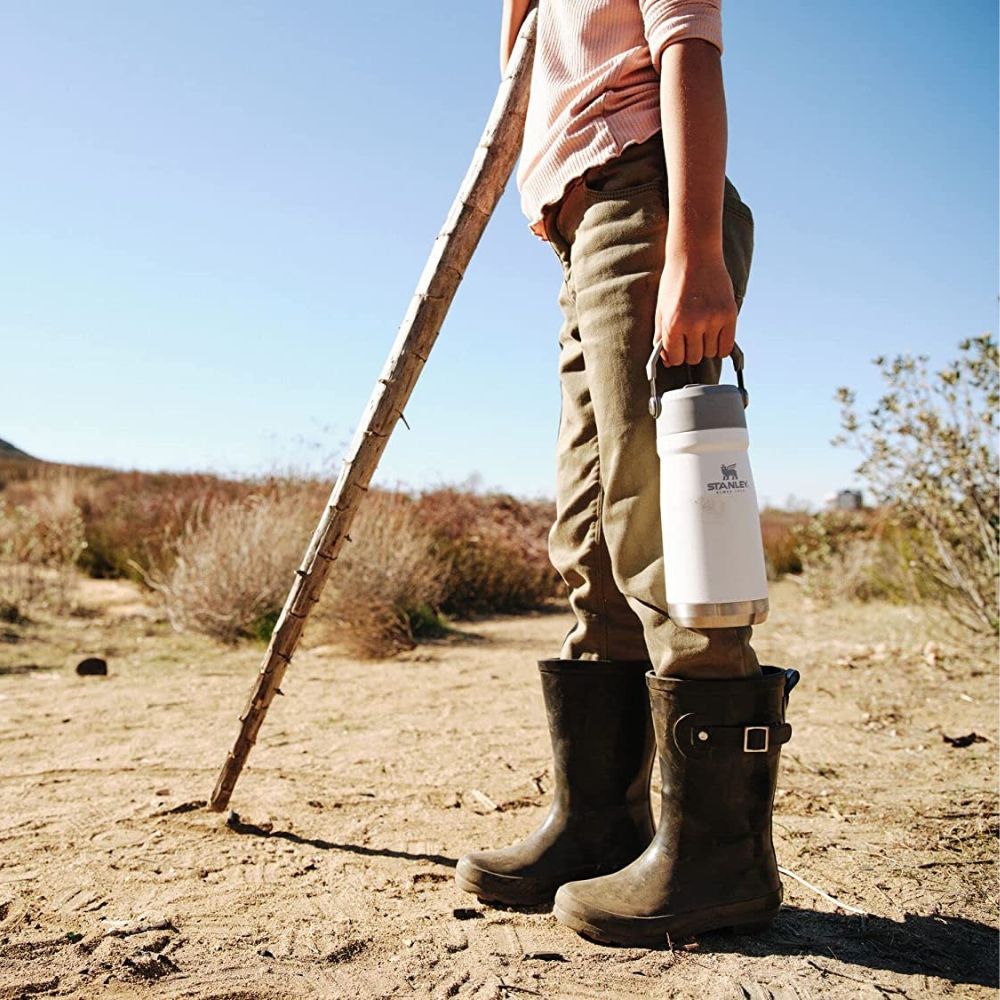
657, 383, 747, 435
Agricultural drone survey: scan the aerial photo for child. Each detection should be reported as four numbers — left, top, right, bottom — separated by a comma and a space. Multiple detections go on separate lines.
457, 0, 796, 946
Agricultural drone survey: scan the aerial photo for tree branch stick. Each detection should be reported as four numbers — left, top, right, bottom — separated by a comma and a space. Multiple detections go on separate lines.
208, 11, 537, 812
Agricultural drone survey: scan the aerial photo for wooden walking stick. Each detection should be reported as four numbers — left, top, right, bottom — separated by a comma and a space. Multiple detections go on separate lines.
209, 10, 538, 812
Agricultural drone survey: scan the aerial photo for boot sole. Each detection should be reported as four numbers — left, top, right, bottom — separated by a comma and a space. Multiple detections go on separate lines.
454, 863, 556, 907
553, 890, 781, 947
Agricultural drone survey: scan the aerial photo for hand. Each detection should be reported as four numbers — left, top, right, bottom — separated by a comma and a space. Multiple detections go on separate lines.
655, 246, 737, 367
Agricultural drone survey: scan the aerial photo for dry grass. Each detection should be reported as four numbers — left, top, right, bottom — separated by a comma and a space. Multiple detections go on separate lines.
0, 475, 86, 615
0, 464, 562, 656
12, 457, 959, 657
793, 508, 928, 606
73, 471, 267, 580
144, 490, 321, 643
0, 475, 85, 566
0, 460, 288, 580
143, 488, 452, 657
760, 508, 809, 580
312, 491, 451, 658
415, 488, 560, 615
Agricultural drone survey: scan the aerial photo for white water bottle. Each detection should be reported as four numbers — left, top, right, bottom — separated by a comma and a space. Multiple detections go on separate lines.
646, 343, 769, 628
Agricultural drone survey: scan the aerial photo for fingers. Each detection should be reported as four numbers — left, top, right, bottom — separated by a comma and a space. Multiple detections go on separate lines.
718, 317, 737, 360
654, 311, 668, 366
660, 316, 735, 367
664, 331, 687, 366
702, 326, 720, 362
684, 333, 704, 367
661, 327, 704, 366
657, 312, 687, 366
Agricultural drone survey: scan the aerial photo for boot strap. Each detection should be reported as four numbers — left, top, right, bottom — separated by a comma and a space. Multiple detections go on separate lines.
674, 714, 792, 756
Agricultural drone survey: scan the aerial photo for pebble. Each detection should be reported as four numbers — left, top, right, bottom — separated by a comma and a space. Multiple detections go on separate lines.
76, 657, 108, 676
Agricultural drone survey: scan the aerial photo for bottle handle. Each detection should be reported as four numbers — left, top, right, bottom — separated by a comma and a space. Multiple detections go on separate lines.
646, 340, 748, 419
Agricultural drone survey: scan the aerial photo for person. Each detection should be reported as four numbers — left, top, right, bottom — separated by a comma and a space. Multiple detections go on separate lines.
455, 0, 798, 946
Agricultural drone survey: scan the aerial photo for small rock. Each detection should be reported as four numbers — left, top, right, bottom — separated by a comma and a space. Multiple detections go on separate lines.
452, 907, 483, 921
942, 732, 988, 748
468, 789, 499, 813
76, 657, 108, 676
445, 930, 468, 953
122, 953, 178, 981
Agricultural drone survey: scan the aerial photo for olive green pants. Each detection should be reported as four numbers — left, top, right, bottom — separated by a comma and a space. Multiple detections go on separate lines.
545, 135, 759, 678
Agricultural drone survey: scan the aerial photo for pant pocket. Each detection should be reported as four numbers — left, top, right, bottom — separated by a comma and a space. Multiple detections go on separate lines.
582, 136, 667, 198
722, 190, 754, 308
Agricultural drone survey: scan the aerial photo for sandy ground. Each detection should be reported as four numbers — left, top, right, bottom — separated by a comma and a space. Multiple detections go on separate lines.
0, 578, 996, 999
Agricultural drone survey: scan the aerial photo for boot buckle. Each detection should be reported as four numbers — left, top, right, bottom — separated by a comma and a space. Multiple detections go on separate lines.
743, 726, 770, 752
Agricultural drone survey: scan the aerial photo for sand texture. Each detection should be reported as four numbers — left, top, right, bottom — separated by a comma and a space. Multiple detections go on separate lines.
0, 580, 996, 998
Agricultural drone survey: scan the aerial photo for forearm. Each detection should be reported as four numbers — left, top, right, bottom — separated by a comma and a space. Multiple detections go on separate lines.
654, 38, 737, 365
500, 0, 533, 74
659, 39, 728, 254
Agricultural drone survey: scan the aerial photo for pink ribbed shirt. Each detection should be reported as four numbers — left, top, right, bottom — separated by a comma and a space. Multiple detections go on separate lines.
516, 0, 723, 238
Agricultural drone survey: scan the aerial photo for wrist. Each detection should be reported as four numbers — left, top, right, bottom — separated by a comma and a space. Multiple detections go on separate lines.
666, 211, 723, 253
665, 228, 724, 262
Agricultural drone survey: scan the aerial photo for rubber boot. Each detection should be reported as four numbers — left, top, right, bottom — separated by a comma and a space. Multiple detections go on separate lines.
455, 659, 656, 906
553, 666, 799, 944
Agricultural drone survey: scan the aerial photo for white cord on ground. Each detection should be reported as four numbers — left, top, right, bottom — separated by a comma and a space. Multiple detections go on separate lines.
778, 865, 870, 917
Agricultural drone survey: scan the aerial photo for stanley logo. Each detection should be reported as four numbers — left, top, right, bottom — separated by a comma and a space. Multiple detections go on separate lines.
707, 462, 749, 492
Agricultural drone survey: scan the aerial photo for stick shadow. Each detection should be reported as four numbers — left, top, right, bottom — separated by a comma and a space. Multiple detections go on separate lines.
225, 814, 458, 869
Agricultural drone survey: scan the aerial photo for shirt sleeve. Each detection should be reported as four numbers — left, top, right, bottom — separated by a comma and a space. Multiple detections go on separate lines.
639, 0, 723, 70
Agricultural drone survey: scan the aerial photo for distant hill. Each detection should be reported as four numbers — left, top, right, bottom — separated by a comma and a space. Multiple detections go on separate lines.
0, 439, 35, 461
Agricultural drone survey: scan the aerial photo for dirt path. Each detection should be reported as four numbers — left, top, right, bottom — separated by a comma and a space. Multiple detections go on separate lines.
0, 580, 995, 998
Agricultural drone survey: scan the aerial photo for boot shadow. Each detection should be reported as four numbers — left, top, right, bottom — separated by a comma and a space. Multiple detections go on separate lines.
699, 905, 998, 989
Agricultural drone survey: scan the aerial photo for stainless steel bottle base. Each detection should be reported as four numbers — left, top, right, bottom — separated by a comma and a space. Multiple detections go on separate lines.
667, 598, 770, 629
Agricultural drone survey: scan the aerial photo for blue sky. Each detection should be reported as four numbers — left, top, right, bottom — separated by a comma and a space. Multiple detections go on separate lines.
2, 1, 996, 506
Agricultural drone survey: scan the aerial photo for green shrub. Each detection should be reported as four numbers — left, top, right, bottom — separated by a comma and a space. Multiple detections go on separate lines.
830, 335, 998, 635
